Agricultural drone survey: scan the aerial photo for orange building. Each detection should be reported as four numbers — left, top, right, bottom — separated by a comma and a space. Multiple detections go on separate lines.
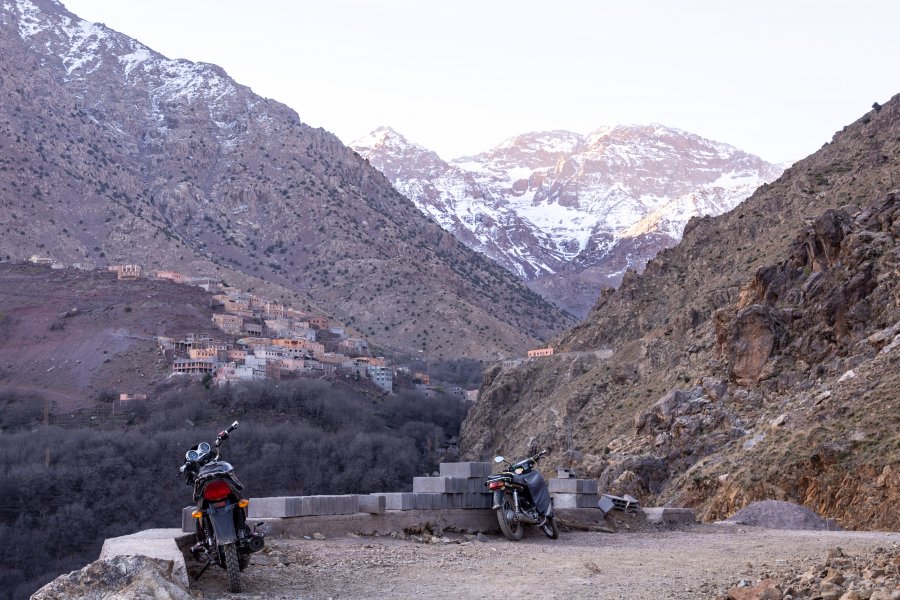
527, 347, 554, 358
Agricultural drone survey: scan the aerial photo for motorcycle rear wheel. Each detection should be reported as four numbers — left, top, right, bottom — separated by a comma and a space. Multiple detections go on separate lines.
223, 542, 241, 593
540, 515, 559, 539
496, 497, 524, 541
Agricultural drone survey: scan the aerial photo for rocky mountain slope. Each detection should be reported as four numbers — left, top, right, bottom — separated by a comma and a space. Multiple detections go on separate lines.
461, 96, 900, 531
0, 0, 574, 361
353, 126, 783, 316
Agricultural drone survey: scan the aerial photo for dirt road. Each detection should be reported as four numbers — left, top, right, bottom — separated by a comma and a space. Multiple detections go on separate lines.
192, 525, 900, 599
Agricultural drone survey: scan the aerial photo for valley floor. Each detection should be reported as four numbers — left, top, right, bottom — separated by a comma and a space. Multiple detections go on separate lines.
192, 525, 900, 599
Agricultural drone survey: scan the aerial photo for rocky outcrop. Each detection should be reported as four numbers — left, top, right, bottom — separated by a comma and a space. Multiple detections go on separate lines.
31, 555, 190, 600
461, 95, 900, 530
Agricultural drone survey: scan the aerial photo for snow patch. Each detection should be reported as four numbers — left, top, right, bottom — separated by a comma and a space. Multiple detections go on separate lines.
119, 46, 151, 75
15, 0, 45, 37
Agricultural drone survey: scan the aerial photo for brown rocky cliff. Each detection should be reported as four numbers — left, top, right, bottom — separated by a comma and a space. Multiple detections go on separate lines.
461, 96, 900, 530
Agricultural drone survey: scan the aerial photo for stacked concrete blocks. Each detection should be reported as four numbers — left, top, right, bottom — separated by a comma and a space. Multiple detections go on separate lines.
371, 462, 494, 511
548, 478, 599, 509
246, 495, 361, 519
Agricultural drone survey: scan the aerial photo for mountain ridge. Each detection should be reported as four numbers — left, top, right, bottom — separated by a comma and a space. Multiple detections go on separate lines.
353, 124, 783, 316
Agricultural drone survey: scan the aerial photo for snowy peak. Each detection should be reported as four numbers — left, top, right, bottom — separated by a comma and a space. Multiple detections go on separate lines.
352, 126, 414, 152
354, 124, 783, 317
3, 0, 241, 116
459, 130, 584, 171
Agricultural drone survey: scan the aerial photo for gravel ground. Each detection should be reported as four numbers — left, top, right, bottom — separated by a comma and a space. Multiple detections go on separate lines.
190, 525, 900, 599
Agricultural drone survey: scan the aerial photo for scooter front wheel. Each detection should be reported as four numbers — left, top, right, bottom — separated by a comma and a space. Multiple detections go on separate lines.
496, 496, 524, 541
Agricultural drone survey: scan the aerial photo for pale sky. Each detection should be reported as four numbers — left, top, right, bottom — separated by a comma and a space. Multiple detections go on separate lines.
62, 0, 900, 164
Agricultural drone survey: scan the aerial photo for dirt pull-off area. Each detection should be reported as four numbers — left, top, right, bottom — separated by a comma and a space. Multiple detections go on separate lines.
191, 526, 900, 599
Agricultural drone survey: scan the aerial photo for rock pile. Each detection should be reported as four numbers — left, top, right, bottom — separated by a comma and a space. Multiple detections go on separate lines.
725, 500, 839, 531
718, 544, 900, 600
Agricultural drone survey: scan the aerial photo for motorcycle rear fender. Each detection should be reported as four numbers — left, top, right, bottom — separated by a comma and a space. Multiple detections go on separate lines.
492, 490, 503, 509
206, 502, 238, 545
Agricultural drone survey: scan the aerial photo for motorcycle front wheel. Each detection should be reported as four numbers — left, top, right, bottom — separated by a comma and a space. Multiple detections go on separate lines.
496, 496, 524, 541
540, 515, 559, 539
223, 542, 241, 593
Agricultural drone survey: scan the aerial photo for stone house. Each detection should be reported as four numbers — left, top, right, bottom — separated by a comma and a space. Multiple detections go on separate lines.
272, 338, 325, 357
108, 265, 142, 279
367, 365, 393, 394
243, 322, 264, 336
213, 314, 243, 334
307, 316, 329, 329
172, 358, 215, 375
188, 347, 220, 360
339, 337, 369, 355
527, 347, 554, 358
152, 270, 186, 283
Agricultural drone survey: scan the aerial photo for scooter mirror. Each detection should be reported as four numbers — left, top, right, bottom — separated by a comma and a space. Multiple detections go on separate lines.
494, 456, 504, 463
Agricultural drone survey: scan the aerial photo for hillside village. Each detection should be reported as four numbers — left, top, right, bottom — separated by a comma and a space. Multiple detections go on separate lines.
25, 256, 481, 400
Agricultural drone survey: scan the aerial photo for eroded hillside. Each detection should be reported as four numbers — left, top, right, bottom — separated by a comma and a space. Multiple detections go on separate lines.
461, 96, 900, 530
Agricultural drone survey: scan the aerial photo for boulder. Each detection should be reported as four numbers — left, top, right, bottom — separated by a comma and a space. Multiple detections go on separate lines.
31, 555, 191, 600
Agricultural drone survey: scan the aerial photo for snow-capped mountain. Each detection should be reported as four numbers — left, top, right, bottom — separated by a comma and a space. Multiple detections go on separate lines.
0, 0, 574, 360
353, 126, 783, 316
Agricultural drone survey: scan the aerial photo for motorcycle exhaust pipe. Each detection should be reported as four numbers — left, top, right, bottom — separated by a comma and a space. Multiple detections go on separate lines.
248, 534, 265, 553
514, 514, 540, 525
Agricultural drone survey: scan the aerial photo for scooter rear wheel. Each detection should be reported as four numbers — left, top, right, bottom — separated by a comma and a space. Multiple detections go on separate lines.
496, 496, 524, 541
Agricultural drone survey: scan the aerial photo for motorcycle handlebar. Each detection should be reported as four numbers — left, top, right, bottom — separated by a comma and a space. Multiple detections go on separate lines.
215, 421, 239, 447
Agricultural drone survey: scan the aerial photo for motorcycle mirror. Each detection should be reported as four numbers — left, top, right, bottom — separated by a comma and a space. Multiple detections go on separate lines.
494, 456, 504, 463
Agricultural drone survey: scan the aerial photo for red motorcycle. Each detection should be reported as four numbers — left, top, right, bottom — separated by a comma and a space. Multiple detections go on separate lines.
178, 421, 265, 592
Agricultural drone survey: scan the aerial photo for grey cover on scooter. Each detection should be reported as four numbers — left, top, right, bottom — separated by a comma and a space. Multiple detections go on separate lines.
522, 471, 552, 515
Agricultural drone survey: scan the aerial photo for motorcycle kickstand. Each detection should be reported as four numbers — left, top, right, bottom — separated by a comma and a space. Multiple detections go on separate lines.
194, 555, 213, 581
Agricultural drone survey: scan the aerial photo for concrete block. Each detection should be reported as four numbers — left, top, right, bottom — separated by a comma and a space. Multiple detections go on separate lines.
440, 462, 493, 479
182, 506, 196, 533
413, 493, 434, 511
413, 477, 465, 493
462, 493, 492, 509
642, 507, 696, 525
449, 494, 463, 509
358, 495, 386, 514
323, 494, 359, 515
248, 496, 304, 519
548, 478, 599, 494
378, 493, 416, 511
598, 495, 615, 514
413, 477, 441, 493
577, 494, 599, 509
301, 496, 318, 516
297, 495, 359, 516
548, 478, 579, 493
550, 493, 578, 509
